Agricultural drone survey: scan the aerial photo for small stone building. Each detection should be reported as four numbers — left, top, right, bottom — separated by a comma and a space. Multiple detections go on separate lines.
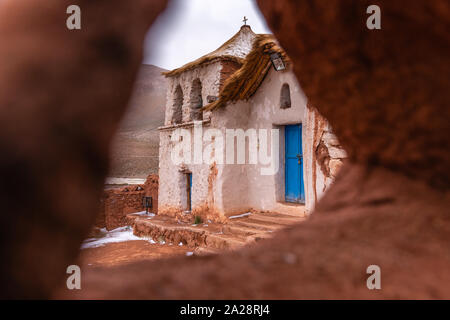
158, 25, 346, 222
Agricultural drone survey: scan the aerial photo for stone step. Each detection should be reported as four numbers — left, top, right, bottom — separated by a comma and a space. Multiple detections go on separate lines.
205, 233, 247, 250
252, 211, 303, 219
246, 232, 275, 243
270, 203, 307, 217
232, 218, 284, 232
129, 211, 305, 253
134, 218, 203, 233
133, 218, 208, 247
249, 212, 304, 225
221, 224, 264, 237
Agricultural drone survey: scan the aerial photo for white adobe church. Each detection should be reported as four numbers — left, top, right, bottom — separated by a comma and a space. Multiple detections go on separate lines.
158, 23, 346, 222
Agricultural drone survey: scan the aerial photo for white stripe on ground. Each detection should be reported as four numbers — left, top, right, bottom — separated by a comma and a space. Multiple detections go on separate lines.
228, 212, 252, 219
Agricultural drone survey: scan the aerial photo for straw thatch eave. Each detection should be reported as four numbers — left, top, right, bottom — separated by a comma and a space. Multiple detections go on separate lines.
203, 34, 290, 111
162, 55, 244, 77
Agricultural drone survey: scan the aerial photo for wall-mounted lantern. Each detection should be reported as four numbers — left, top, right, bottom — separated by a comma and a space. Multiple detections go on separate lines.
142, 196, 152, 213
270, 52, 286, 71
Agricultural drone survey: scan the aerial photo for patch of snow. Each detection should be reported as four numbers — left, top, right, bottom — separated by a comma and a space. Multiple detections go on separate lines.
186, 252, 193, 256
132, 211, 155, 217
178, 242, 183, 246
81, 226, 143, 249
228, 212, 252, 219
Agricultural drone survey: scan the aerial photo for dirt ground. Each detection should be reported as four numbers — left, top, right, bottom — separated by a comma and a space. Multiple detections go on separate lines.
58, 164, 450, 299
79, 241, 189, 267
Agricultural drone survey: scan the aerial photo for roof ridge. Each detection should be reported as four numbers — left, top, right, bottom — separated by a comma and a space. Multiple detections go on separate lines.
162, 26, 257, 77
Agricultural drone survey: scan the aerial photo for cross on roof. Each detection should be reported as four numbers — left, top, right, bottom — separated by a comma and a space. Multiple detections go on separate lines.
243, 16, 248, 25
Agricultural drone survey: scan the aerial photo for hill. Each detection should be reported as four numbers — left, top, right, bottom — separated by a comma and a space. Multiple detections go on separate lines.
108, 64, 168, 178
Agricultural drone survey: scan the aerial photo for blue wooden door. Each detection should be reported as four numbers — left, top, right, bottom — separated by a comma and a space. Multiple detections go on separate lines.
285, 124, 305, 203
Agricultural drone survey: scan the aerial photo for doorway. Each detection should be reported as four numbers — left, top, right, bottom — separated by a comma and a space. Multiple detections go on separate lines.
285, 124, 305, 203
186, 172, 192, 212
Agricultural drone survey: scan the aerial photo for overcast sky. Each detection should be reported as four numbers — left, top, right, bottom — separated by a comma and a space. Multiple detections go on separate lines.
143, 0, 272, 70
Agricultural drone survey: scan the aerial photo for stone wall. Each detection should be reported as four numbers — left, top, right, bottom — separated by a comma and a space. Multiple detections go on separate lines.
164, 63, 222, 125
101, 187, 144, 230
158, 123, 225, 222
159, 59, 244, 222
303, 107, 346, 211
144, 174, 159, 214
97, 174, 159, 230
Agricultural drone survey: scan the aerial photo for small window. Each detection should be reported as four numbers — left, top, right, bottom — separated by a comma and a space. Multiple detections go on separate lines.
280, 83, 291, 109
190, 79, 203, 121
172, 85, 183, 124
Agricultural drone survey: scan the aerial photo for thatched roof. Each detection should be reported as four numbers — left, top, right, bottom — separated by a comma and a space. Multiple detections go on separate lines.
203, 34, 290, 111
162, 25, 256, 77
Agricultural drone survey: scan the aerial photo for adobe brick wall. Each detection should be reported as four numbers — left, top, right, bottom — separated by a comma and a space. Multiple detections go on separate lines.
97, 174, 159, 230
144, 174, 159, 214
219, 60, 242, 91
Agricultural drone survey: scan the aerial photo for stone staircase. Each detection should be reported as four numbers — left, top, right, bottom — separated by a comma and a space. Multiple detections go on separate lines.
129, 211, 306, 255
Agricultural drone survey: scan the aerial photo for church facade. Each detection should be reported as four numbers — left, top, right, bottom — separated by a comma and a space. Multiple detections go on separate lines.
158, 25, 346, 222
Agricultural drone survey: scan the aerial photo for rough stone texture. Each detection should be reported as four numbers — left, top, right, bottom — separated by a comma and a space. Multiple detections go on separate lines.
329, 159, 343, 178
96, 174, 159, 230
95, 203, 107, 229
0, 0, 167, 298
143, 174, 159, 214
164, 63, 222, 125
219, 60, 242, 91
314, 127, 347, 193
133, 218, 209, 248
100, 187, 145, 230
